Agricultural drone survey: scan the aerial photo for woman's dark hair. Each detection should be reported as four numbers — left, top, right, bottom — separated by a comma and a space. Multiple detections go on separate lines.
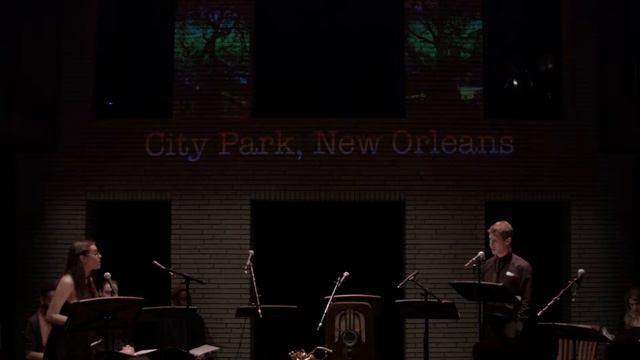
65, 240, 98, 299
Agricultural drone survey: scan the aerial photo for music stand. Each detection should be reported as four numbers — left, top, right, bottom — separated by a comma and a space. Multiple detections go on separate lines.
395, 299, 459, 360
449, 281, 520, 341
537, 322, 612, 360
66, 296, 144, 358
134, 306, 205, 352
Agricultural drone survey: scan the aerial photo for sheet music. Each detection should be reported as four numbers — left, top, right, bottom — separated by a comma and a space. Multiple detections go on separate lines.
133, 349, 158, 356
601, 327, 614, 341
189, 344, 220, 357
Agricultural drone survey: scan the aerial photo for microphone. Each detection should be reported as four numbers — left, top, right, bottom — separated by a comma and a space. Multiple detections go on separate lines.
397, 270, 419, 289
337, 271, 350, 286
243, 250, 254, 274
152, 260, 167, 271
103, 272, 116, 296
152, 260, 175, 277
464, 251, 485, 268
571, 268, 586, 302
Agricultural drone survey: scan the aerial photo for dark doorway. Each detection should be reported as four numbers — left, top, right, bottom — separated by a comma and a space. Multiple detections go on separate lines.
86, 201, 171, 306
485, 202, 570, 322
251, 201, 405, 360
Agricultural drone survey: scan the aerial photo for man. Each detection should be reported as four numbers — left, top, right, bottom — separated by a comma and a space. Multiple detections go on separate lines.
99, 278, 118, 297
23, 281, 57, 360
171, 287, 188, 306
474, 221, 533, 359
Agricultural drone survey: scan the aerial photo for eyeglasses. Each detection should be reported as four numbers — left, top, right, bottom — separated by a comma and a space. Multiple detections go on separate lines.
81, 251, 102, 258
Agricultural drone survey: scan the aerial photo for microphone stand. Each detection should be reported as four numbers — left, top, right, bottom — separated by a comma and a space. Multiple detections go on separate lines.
246, 261, 263, 319
168, 270, 205, 310
536, 274, 583, 319
537, 275, 584, 360
411, 278, 443, 303
154, 262, 206, 309
317, 274, 345, 331
154, 262, 205, 353
474, 258, 484, 341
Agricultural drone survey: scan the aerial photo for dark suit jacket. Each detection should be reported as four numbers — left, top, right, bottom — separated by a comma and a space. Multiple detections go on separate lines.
480, 252, 533, 322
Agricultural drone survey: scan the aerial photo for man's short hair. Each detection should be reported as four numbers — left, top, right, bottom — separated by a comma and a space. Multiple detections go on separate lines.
488, 221, 514, 240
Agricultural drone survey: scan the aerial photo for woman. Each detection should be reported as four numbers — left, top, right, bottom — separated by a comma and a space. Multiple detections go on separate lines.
44, 240, 102, 360
623, 287, 640, 329
606, 287, 640, 360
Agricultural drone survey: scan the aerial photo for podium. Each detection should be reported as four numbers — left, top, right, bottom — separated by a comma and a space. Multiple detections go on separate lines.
450, 281, 520, 341
395, 299, 459, 360
66, 296, 144, 358
537, 322, 611, 360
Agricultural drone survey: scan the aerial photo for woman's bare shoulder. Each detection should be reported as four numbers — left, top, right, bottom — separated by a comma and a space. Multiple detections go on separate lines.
58, 273, 74, 285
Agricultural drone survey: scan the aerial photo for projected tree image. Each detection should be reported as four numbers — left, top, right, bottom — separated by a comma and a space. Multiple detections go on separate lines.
174, 1, 482, 114
174, 3, 250, 113
405, 0, 482, 105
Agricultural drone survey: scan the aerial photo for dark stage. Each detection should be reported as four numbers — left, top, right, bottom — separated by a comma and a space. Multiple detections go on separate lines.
4, 0, 640, 359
